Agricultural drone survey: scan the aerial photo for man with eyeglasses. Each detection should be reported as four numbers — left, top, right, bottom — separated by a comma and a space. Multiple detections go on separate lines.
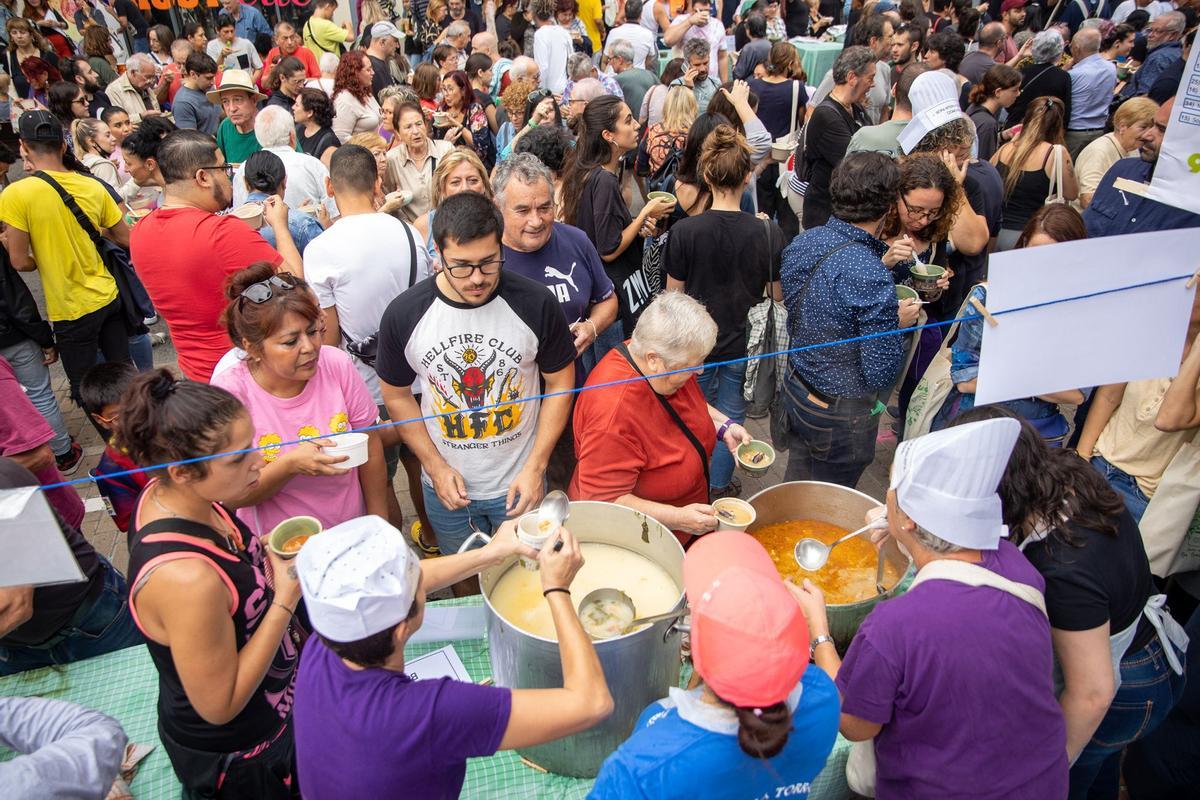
1120, 10, 1186, 97
376, 192, 576, 593
129, 130, 303, 382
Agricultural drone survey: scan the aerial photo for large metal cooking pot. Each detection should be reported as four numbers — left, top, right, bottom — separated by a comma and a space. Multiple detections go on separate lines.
479, 501, 685, 778
746, 481, 913, 650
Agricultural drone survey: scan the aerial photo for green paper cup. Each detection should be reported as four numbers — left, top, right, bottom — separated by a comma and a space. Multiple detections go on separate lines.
646, 191, 677, 205
910, 263, 945, 301
896, 285, 920, 302
736, 440, 776, 476
268, 516, 323, 559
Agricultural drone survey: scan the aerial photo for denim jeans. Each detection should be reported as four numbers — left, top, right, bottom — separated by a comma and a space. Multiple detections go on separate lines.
588, 319, 625, 370
0, 555, 144, 675
127, 332, 152, 371
1090, 455, 1150, 523
1068, 636, 1187, 800
1, 337, 71, 456
1123, 604, 1200, 800
697, 360, 747, 490
420, 483, 514, 555
782, 374, 878, 488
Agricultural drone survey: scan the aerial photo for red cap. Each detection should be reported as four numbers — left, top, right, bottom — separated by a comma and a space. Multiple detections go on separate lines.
1000, 0, 1027, 13
684, 531, 809, 708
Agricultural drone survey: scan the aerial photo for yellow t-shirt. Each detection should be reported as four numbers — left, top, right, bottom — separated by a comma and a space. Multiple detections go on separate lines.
0, 171, 121, 322
304, 16, 350, 61
1096, 376, 1200, 497
578, 0, 604, 52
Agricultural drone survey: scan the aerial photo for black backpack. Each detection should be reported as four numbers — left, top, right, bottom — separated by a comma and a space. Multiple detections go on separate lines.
646, 145, 682, 195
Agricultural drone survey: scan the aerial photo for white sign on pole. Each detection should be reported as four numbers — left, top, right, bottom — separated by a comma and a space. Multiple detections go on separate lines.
0, 488, 86, 589
974, 229, 1197, 406
1147, 38, 1200, 215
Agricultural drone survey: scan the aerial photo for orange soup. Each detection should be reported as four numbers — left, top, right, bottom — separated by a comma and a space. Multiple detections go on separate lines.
755, 519, 900, 605
282, 535, 311, 554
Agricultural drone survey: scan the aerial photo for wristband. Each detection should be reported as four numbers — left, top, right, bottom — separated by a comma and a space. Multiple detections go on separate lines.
542, 587, 571, 598
272, 600, 296, 616
716, 418, 735, 441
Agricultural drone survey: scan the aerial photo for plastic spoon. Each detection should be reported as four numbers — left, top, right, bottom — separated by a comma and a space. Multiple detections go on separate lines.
794, 519, 889, 571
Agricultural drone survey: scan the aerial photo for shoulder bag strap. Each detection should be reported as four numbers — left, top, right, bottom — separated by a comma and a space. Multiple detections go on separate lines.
402, 216, 418, 288
1052, 144, 1064, 202
33, 171, 107, 251
788, 79, 800, 138
616, 342, 711, 493
910, 559, 1048, 616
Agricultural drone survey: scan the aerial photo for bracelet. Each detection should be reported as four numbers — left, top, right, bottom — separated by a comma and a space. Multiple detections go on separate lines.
272, 600, 296, 616
809, 634, 834, 659
583, 319, 597, 341
542, 587, 571, 598
716, 418, 735, 441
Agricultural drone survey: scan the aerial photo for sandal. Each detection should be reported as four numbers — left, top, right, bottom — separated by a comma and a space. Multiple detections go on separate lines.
410, 520, 440, 556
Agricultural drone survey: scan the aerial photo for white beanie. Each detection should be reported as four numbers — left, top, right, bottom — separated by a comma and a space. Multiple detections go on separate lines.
889, 418, 1021, 551
897, 70, 965, 155
296, 515, 421, 643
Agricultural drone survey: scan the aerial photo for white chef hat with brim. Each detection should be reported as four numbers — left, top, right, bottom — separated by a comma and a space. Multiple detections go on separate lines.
296, 515, 421, 643
897, 70, 966, 155
889, 418, 1022, 551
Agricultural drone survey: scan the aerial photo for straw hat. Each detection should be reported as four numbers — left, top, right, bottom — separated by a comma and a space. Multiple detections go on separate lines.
206, 69, 266, 104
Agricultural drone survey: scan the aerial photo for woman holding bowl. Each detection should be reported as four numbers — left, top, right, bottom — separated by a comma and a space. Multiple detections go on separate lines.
570, 293, 752, 545
211, 263, 389, 537
436, 70, 495, 169
120, 369, 305, 797
385, 100, 454, 222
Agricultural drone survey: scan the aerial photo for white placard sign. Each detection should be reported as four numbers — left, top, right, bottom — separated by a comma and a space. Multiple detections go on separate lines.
1147, 37, 1200, 215
407, 604, 487, 644
406, 645, 472, 683
974, 229, 1196, 406
0, 488, 86, 589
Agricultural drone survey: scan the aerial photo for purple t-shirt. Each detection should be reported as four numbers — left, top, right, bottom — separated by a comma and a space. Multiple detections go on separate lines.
293, 637, 513, 800
836, 541, 1068, 800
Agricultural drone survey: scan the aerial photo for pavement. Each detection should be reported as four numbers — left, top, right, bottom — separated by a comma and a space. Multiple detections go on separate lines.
18, 272, 898, 576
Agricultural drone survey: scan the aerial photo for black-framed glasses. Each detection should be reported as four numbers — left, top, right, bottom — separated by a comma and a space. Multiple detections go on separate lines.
239, 273, 299, 304
200, 163, 236, 180
444, 256, 504, 279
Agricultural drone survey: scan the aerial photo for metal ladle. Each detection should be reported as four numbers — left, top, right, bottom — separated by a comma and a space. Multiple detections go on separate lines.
794, 519, 888, 571
576, 588, 685, 639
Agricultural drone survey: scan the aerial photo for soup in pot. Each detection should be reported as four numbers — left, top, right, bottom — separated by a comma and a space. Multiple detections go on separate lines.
489, 542, 680, 640
755, 519, 902, 605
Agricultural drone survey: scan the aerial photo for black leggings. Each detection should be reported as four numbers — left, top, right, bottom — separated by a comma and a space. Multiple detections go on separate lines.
51, 299, 130, 435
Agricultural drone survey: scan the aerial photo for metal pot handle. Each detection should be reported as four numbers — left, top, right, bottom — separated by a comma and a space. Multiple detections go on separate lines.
665, 620, 690, 642
457, 531, 492, 553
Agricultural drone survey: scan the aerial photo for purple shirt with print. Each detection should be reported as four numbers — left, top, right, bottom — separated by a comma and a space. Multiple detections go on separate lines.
294, 637, 512, 800
836, 540, 1068, 800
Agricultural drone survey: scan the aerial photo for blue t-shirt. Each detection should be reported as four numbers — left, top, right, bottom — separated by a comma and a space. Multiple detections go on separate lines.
589, 668, 840, 800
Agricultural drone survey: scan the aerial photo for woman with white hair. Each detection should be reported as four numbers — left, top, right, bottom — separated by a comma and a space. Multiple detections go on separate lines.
307, 52, 339, 96
1005, 29, 1073, 128
569, 292, 752, 545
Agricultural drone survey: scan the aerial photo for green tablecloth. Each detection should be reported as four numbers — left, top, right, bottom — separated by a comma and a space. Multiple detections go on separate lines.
0, 597, 856, 799
791, 38, 843, 87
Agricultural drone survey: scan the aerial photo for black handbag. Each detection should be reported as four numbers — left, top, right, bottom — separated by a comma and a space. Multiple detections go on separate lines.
34, 171, 154, 331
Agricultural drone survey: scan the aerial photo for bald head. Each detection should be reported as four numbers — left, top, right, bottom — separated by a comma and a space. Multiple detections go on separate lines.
978, 21, 1005, 53
1072, 27, 1101, 58
472, 31, 497, 58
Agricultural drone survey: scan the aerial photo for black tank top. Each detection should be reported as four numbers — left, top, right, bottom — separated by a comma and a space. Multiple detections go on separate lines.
998, 147, 1054, 232
127, 486, 304, 752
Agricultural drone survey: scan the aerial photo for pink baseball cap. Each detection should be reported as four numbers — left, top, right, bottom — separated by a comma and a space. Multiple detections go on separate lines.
684, 531, 809, 709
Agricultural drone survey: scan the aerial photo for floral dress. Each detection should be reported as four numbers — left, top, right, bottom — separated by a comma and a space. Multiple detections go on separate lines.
436, 101, 496, 169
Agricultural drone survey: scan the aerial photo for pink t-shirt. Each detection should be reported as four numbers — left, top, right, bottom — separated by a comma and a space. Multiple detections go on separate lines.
212, 346, 378, 537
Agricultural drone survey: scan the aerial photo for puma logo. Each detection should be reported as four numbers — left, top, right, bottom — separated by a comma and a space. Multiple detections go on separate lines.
544, 262, 578, 292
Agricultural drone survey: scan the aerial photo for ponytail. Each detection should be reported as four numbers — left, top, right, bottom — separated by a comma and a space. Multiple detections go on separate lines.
968, 63, 1021, 106
730, 700, 793, 759
116, 369, 245, 480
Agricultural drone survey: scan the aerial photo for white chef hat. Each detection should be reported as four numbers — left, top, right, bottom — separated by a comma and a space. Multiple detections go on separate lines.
898, 70, 965, 155
889, 418, 1021, 551
296, 515, 421, 643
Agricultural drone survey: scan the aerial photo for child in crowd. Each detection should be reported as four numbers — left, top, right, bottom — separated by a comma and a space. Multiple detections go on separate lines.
79, 362, 147, 532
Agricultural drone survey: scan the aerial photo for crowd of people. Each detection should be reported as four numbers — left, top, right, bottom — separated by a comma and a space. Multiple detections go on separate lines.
1, 0, 1200, 797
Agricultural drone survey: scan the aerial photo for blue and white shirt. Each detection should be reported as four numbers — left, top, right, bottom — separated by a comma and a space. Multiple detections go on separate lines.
590, 668, 841, 800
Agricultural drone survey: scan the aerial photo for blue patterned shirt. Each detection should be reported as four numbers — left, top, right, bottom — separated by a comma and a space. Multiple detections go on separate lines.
781, 217, 904, 398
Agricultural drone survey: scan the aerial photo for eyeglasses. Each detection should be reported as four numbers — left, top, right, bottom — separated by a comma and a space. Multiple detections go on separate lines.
444, 256, 504, 279
901, 197, 942, 222
200, 163, 236, 180
239, 273, 299, 304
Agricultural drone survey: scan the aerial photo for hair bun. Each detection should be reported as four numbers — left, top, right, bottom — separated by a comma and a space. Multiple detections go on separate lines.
148, 372, 177, 401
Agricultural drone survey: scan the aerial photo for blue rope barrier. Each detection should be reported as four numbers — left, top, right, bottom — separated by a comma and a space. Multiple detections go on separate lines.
34, 270, 1196, 492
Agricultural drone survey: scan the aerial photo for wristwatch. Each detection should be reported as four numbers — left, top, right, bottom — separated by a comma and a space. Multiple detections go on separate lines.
810, 635, 835, 659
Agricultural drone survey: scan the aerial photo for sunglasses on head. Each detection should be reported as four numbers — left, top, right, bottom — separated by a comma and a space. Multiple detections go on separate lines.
239, 273, 299, 305
527, 88, 553, 103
